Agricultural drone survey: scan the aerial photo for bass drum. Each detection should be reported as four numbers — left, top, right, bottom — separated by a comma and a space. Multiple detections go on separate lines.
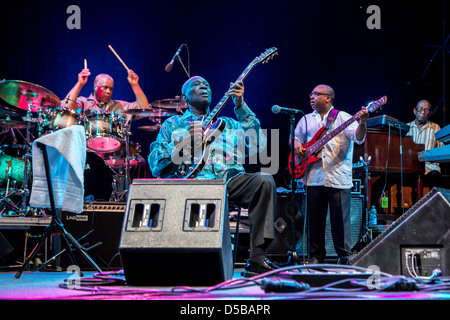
84, 152, 113, 201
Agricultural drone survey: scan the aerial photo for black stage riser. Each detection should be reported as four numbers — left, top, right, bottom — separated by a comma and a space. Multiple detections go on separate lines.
351, 188, 450, 276
119, 179, 233, 286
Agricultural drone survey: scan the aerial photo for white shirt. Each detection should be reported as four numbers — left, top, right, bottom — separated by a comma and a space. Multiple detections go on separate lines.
406, 120, 443, 174
294, 107, 365, 189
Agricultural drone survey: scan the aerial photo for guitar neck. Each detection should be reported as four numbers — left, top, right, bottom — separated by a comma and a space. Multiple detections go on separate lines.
203, 62, 257, 127
309, 113, 360, 154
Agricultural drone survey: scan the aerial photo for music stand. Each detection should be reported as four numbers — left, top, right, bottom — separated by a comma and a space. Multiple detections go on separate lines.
15, 142, 102, 279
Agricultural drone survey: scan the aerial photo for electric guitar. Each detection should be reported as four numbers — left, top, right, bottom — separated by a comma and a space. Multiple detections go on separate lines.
177, 47, 278, 179
288, 96, 387, 179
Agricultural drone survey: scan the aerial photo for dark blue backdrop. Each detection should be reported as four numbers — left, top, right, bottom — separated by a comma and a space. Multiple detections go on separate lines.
0, 0, 447, 186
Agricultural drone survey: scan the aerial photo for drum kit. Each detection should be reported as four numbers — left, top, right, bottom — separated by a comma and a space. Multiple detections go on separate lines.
0, 79, 187, 216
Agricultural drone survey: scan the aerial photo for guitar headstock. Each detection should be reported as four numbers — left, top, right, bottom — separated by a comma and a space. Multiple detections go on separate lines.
367, 96, 387, 112
254, 47, 278, 65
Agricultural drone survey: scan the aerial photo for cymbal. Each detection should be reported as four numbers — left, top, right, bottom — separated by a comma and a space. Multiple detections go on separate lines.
0, 119, 35, 129
151, 98, 187, 110
123, 108, 178, 118
137, 124, 162, 132
0, 80, 61, 112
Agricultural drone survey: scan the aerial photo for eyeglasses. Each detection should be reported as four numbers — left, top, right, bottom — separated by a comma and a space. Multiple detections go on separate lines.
416, 108, 431, 114
309, 92, 330, 98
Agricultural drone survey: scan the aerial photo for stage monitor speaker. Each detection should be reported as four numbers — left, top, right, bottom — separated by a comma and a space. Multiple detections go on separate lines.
351, 188, 450, 276
119, 179, 233, 286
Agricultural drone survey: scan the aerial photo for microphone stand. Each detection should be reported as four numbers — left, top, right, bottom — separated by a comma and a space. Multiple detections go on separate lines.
176, 55, 190, 78
287, 113, 299, 264
278, 109, 305, 266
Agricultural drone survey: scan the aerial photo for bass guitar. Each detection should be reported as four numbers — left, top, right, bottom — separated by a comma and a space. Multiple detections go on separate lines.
289, 96, 387, 179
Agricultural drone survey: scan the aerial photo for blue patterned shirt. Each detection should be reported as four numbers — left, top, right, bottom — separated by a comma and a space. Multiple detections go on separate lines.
148, 103, 266, 182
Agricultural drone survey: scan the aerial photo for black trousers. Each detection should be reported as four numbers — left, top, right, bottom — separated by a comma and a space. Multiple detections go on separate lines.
306, 186, 352, 260
226, 173, 276, 253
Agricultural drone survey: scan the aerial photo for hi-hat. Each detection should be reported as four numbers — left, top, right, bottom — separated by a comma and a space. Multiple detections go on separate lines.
137, 124, 162, 132
151, 98, 187, 110
0, 119, 35, 129
123, 108, 178, 118
0, 80, 61, 112
0, 103, 19, 117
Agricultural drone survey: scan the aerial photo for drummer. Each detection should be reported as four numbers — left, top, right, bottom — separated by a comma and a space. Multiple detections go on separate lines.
63, 68, 149, 121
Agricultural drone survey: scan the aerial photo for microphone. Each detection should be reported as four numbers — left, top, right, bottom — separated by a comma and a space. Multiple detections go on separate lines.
165, 44, 185, 72
261, 277, 310, 293
271, 105, 302, 115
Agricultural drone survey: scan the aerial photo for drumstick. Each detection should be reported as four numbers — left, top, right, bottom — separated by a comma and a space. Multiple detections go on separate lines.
84, 59, 87, 69
108, 45, 130, 72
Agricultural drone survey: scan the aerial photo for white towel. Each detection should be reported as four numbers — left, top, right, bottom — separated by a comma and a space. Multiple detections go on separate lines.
29, 125, 86, 214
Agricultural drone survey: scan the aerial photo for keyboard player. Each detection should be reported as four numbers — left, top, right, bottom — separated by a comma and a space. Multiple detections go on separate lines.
406, 99, 443, 187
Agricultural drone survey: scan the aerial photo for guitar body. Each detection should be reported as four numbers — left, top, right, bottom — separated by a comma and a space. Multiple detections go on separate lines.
182, 119, 226, 179
288, 126, 326, 179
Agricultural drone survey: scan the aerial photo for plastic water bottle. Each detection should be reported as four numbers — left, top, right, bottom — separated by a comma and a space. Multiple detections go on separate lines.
368, 205, 378, 227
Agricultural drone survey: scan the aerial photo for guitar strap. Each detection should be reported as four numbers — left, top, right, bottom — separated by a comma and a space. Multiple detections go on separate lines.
325, 108, 340, 131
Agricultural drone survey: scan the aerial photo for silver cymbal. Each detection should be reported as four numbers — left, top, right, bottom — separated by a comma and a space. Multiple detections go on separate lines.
151, 98, 187, 110
123, 108, 178, 118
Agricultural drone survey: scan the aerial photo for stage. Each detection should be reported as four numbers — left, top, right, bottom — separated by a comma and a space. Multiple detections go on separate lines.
2, 264, 450, 301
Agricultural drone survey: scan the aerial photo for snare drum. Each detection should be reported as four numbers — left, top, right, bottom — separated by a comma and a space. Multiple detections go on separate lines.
45, 107, 79, 131
0, 153, 25, 187
86, 111, 124, 152
103, 141, 142, 168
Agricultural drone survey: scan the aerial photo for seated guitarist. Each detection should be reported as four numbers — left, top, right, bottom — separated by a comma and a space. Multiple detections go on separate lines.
149, 76, 277, 276
292, 84, 368, 264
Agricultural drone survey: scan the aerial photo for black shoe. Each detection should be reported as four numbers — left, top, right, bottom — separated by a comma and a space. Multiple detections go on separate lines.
305, 256, 324, 264
242, 258, 278, 277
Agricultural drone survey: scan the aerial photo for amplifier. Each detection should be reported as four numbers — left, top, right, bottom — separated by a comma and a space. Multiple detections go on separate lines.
83, 202, 126, 212
297, 194, 364, 258
60, 202, 126, 270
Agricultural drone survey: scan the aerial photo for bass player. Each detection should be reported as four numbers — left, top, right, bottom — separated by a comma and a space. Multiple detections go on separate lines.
292, 84, 368, 264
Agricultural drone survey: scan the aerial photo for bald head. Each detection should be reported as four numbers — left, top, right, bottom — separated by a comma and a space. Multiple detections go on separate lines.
181, 76, 212, 114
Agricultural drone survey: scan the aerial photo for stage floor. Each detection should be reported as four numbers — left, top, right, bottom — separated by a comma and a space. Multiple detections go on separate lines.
2, 264, 450, 302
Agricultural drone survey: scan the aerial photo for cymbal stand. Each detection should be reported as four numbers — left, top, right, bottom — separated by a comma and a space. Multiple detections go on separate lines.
361, 155, 372, 237
125, 123, 131, 196
19, 91, 36, 214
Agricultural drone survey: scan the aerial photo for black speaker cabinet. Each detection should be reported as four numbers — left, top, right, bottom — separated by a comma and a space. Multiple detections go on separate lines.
351, 188, 450, 276
266, 193, 303, 260
266, 193, 363, 260
324, 194, 364, 257
119, 179, 233, 286
60, 202, 126, 270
